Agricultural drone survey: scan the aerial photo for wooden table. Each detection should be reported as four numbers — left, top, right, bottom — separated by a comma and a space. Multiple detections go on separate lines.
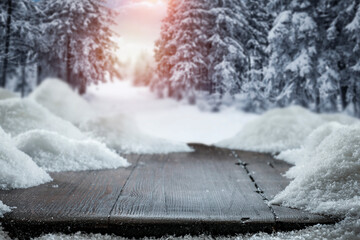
0, 144, 336, 239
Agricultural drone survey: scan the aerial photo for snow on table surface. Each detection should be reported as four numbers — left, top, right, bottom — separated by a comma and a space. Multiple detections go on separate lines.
85, 80, 258, 145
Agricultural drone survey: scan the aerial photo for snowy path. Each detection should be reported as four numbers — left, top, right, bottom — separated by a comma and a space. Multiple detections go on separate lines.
0, 145, 335, 239
85, 81, 257, 145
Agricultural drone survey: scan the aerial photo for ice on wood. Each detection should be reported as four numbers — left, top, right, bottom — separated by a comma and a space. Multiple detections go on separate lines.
0, 201, 11, 217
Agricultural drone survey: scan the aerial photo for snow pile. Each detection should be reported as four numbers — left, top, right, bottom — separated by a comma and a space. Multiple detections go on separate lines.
271, 123, 360, 217
217, 106, 358, 153
277, 122, 342, 165
0, 98, 84, 139
0, 126, 51, 190
0, 88, 19, 100
0, 201, 11, 218
217, 106, 324, 152
29, 79, 96, 125
81, 114, 192, 154
31, 78, 191, 154
14, 130, 129, 172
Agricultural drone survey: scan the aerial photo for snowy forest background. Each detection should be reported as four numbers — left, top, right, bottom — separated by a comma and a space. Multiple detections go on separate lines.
1, 0, 360, 116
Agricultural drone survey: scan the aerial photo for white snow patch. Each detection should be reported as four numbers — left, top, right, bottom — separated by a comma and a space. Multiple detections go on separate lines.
271, 123, 360, 217
30, 79, 191, 154
86, 80, 257, 145
14, 130, 129, 172
0, 126, 51, 190
0, 98, 84, 139
80, 114, 192, 154
0, 201, 11, 217
0, 88, 19, 100
217, 106, 359, 153
30, 79, 97, 125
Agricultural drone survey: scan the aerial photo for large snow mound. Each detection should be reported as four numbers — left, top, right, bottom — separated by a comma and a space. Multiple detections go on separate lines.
80, 114, 193, 154
31, 79, 191, 154
0, 201, 11, 217
271, 123, 360, 217
0, 88, 19, 100
277, 122, 343, 166
0, 127, 51, 189
30, 79, 96, 125
15, 130, 130, 172
216, 106, 358, 153
0, 98, 84, 139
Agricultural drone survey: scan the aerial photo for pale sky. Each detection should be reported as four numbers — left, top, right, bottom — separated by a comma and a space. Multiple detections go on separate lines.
107, 0, 168, 60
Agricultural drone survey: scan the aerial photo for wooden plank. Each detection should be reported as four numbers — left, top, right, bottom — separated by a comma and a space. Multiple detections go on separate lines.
109, 144, 275, 237
0, 154, 140, 239
232, 150, 336, 228
0, 146, 337, 239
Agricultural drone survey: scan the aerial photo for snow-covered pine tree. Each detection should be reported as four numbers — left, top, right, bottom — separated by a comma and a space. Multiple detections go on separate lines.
345, 1, 360, 116
241, 0, 270, 111
207, 0, 250, 99
0, 0, 12, 88
38, 0, 119, 94
155, 0, 257, 106
0, 0, 45, 95
264, 0, 319, 109
154, 0, 212, 103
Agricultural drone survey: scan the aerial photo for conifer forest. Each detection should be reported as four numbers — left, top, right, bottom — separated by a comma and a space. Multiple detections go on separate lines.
1, 0, 360, 116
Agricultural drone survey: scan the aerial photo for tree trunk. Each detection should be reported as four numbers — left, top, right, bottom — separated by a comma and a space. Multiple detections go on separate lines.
66, 35, 71, 86
36, 63, 42, 86
340, 86, 348, 110
1, 0, 13, 87
20, 56, 26, 97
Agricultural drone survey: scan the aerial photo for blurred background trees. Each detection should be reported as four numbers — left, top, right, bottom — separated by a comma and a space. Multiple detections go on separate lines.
0, 0, 120, 95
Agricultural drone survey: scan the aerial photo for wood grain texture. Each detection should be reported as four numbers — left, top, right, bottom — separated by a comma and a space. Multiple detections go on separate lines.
0, 154, 140, 239
0, 146, 336, 239
109, 144, 275, 237
232, 150, 335, 227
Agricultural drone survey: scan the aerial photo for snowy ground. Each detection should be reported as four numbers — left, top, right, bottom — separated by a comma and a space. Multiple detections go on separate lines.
1, 79, 360, 239
85, 80, 258, 145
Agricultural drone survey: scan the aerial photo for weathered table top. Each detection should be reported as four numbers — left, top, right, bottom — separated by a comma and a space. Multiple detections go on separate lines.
0, 144, 336, 239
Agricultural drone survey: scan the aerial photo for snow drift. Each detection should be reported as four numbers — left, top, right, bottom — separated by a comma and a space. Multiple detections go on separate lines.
15, 130, 129, 172
32, 78, 191, 154
29, 79, 96, 125
81, 114, 192, 154
0, 88, 19, 100
0, 126, 51, 190
0, 98, 84, 139
271, 123, 360, 217
217, 106, 358, 153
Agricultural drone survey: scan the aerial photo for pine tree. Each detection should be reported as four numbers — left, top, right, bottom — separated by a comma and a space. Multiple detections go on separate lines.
0, 0, 45, 94
346, 1, 360, 115
265, 1, 319, 109
207, 0, 250, 98
242, 0, 270, 111
154, 0, 212, 102
38, 0, 120, 94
